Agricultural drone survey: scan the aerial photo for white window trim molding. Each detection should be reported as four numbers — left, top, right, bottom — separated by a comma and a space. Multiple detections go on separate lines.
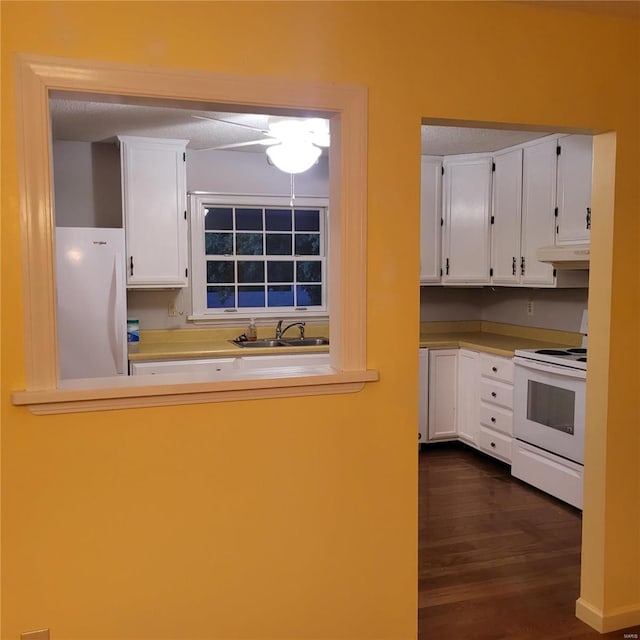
189, 193, 329, 320
10, 54, 376, 413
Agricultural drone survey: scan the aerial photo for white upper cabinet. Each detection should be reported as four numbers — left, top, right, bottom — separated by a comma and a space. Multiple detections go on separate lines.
521, 137, 558, 286
556, 134, 593, 245
119, 136, 189, 288
442, 155, 492, 285
420, 157, 443, 283
491, 148, 523, 285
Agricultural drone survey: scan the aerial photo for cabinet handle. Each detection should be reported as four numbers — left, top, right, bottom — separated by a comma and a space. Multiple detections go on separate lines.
490, 442, 496, 448
512, 257, 516, 276
520, 256, 525, 276
445, 258, 450, 275
129, 256, 134, 276
586, 207, 591, 230
418, 432, 422, 441
491, 391, 497, 398
491, 417, 496, 423
492, 366, 498, 372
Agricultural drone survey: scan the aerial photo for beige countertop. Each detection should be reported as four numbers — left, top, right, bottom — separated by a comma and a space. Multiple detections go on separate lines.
419, 321, 582, 357
128, 321, 581, 362
128, 325, 330, 362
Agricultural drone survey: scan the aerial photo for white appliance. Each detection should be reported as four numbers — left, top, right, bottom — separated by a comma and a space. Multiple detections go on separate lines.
512, 346, 587, 508
55, 227, 128, 380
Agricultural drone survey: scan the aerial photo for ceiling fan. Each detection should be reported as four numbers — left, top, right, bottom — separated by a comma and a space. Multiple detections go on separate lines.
192, 114, 330, 174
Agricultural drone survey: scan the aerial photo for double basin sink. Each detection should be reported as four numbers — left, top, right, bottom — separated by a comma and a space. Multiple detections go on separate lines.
231, 337, 329, 348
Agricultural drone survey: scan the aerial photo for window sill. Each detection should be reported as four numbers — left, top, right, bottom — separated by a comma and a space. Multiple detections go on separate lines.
11, 367, 379, 415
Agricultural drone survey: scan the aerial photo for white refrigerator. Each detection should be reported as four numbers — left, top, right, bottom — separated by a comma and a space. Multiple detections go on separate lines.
55, 227, 128, 380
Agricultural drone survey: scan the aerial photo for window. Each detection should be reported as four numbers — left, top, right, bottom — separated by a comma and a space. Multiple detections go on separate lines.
189, 194, 329, 320
11, 55, 373, 413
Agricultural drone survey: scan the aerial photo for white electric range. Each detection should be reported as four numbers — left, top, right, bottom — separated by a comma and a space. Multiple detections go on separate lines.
511, 345, 587, 509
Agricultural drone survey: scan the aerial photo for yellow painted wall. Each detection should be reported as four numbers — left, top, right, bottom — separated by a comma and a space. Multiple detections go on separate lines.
1, 2, 638, 638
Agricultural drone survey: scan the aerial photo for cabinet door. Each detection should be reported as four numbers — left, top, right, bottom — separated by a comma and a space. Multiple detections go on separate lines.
491, 148, 523, 285
120, 136, 188, 288
428, 349, 458, 440
418, 348, 429, 445
521, 138, 557, 286
420, 157, 443, 283
457, 349, 479, 446
556, 135, 592, 245
442, 157, 492, 284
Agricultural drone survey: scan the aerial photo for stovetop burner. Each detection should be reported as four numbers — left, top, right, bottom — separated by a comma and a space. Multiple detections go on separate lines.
514, 345, 588, 371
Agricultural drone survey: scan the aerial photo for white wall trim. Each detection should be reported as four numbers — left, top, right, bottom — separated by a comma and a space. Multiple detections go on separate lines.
12, 54, 372, 405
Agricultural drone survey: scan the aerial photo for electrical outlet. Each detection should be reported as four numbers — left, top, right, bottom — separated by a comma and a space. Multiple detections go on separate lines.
21, 630, 49, 640
527, 299, 534, 316
168, 301, 179, 317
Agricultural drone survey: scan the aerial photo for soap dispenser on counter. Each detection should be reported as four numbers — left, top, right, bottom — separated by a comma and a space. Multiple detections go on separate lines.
247, 318, 257, 342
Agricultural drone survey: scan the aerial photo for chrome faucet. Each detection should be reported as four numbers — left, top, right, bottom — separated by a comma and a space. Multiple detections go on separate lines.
275, 320, 306, 339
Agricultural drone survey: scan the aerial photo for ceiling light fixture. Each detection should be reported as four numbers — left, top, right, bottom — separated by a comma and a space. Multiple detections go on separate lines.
266, 140, 322, 174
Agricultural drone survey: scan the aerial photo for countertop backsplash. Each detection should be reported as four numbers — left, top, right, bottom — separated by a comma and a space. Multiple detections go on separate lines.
420, 286, 588, 334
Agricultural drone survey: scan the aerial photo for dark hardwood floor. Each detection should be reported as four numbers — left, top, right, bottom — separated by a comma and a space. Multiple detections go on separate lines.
418, 443, 640, 640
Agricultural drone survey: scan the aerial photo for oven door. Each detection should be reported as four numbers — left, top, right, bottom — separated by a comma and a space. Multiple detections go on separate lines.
513, 356, 586, 464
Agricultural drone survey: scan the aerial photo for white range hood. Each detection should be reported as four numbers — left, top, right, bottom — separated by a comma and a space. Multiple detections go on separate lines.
537, 244, 590, 270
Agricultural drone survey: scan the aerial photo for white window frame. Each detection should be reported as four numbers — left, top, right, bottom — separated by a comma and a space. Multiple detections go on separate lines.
10, 55, 377, 413
189, 193, 329, 322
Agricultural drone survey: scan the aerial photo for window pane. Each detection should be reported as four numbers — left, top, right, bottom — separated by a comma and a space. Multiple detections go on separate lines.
236, 233, 263, 255
295, 209, 320, 231
205, 232, 233, 255
207, 286, 235, 308
296, 260, 321, 282
265, 208, 292, 231
268, 285, 294, 307
267, 261, 294, 283
236, 208, 263, 230
238, 286, 265, 307
238, 260, 264, 283
205, 207, 233, 230
207, 261, 234, 283
266, 234, 292, 255
296, 284, 322, 306
294, 233, 320, 255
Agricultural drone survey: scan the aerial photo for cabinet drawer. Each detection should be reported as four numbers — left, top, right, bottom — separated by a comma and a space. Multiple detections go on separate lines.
480, 379, 513, 410
480, 403, 513, 436
479, 426, 512, 463
479, 354, 514, 383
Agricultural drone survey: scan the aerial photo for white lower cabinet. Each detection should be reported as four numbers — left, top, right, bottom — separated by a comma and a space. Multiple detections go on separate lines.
478, 427, 512, 463
418, 348, 429, 445
427, 349, 458, 440
478, 353, 514, 463
425, 348, 515, 461
456, 349, 479, 446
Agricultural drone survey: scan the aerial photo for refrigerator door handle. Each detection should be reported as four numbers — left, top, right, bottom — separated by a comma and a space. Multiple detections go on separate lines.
113, 254, 126, 375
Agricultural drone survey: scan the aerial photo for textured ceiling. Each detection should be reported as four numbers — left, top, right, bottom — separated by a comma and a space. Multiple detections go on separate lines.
50, 96, 554, 156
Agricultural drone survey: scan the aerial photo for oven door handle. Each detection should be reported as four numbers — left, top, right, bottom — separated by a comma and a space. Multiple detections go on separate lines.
513, 356, 586, 380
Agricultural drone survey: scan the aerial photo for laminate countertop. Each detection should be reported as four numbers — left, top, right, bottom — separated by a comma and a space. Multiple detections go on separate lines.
127, 322, 581, 362
418, 321, 582, 358
128, 326, 330, 362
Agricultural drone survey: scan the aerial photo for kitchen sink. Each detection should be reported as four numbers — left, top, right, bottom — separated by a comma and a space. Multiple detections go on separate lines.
231, 337, 329, 348
280, 337, 330, 346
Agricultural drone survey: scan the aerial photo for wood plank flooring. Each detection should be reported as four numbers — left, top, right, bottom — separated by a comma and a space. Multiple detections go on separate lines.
418, 443, 640, 640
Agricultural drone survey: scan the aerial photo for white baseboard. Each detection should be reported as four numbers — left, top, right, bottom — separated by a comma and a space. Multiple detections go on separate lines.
576, 597, 640, 632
